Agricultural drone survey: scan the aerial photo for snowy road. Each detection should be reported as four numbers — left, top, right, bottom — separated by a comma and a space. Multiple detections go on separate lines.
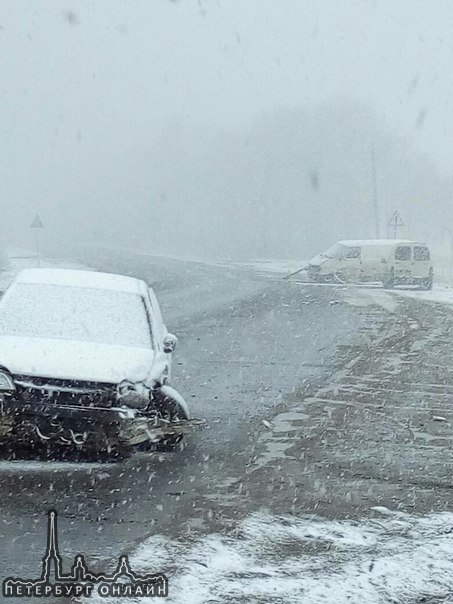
0, 253, 452, 603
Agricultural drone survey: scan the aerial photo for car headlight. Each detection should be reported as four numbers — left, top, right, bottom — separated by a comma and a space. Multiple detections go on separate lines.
117, 380, 149, 410
0, 371, 15, 391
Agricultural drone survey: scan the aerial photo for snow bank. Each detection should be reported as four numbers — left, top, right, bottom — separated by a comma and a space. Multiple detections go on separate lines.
340, 286, 399, 313
83, 510, 453, 604
395, 283, 453, 307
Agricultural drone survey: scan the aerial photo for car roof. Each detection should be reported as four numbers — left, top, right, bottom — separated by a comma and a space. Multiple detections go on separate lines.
14, 268, 148, 295
338, 239, 425, 247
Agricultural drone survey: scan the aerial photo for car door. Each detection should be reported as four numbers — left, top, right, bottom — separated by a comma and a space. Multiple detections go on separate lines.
339, 246, 362, 281
393, 245, 412, 279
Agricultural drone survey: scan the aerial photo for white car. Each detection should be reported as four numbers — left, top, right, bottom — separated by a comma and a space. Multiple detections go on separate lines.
0, 268, 191, 454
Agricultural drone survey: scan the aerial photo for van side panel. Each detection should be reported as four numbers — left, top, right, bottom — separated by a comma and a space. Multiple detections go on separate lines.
360, 246, 390, 280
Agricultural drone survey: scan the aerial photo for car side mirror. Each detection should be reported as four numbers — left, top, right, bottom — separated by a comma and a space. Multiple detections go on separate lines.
163, 333, 178, 353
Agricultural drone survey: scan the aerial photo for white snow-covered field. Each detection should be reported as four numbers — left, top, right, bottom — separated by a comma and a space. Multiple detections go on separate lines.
225, 259, 308, 277
84, 508, 453, 604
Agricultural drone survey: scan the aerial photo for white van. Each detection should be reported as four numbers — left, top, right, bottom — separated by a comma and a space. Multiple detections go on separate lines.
307, 239, 433, 289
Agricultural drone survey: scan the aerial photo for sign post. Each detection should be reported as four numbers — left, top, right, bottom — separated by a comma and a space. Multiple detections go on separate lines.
30, 214, 44, 267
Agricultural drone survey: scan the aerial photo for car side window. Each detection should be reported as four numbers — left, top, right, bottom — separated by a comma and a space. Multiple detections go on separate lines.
395, 246, 411, 261
414, 246, 430, 261
140, 296, 156, 349
343, 247, 360, 259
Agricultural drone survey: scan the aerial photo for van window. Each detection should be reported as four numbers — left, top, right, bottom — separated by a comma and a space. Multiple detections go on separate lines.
414, 246, 430, 261
395, 246, 411, 261
343, 246, 360, 259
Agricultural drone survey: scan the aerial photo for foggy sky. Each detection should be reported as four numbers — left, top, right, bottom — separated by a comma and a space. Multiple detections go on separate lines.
1, 0, 453, 259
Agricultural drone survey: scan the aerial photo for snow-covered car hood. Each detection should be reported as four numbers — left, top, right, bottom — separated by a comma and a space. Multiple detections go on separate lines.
308, 254, 329, 267
0, 336, 154, 384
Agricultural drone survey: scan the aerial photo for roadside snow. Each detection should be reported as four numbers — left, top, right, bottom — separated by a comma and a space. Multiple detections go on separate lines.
340, 286, 399, 313
83, 510, 453, 604
395, 283, 453, 307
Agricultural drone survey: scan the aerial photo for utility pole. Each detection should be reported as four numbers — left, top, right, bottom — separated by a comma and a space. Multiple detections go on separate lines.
371, 144, 380, 238
30, 214, 44, 267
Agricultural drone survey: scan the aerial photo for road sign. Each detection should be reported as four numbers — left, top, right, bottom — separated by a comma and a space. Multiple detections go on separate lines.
31, 214, 44, 229
387, 210, 404, 239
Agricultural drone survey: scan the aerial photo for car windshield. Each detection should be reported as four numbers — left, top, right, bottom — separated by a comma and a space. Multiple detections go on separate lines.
322, 243, 360, 259
322, 243, 345, 259
0, 283, 152, 348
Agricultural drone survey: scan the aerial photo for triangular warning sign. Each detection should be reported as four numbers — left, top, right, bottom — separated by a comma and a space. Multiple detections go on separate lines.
30, 214, 44, 229
387, 210, 404, 227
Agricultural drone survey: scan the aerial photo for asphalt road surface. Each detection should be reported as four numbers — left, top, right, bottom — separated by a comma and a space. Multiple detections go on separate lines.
0, 252, 449, 602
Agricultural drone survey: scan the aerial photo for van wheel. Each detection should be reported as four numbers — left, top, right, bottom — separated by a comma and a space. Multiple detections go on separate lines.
383, 269, 395, 289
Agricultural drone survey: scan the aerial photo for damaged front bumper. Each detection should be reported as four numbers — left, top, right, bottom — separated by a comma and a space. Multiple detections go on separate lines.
0, 396, 204, 451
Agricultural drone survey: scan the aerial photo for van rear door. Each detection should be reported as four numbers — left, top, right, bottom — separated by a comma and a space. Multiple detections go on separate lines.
393, 245, 412, 279
412, 245, 431, 279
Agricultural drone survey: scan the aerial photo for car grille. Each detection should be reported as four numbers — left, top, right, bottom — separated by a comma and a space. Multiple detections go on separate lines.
12, 374, 117, 407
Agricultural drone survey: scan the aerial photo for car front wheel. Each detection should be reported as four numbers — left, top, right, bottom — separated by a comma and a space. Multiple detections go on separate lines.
150, 386, 190, 451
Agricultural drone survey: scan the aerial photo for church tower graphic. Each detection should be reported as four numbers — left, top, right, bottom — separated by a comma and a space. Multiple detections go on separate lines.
3, 509, 168, 596
41, 510, 64, 581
